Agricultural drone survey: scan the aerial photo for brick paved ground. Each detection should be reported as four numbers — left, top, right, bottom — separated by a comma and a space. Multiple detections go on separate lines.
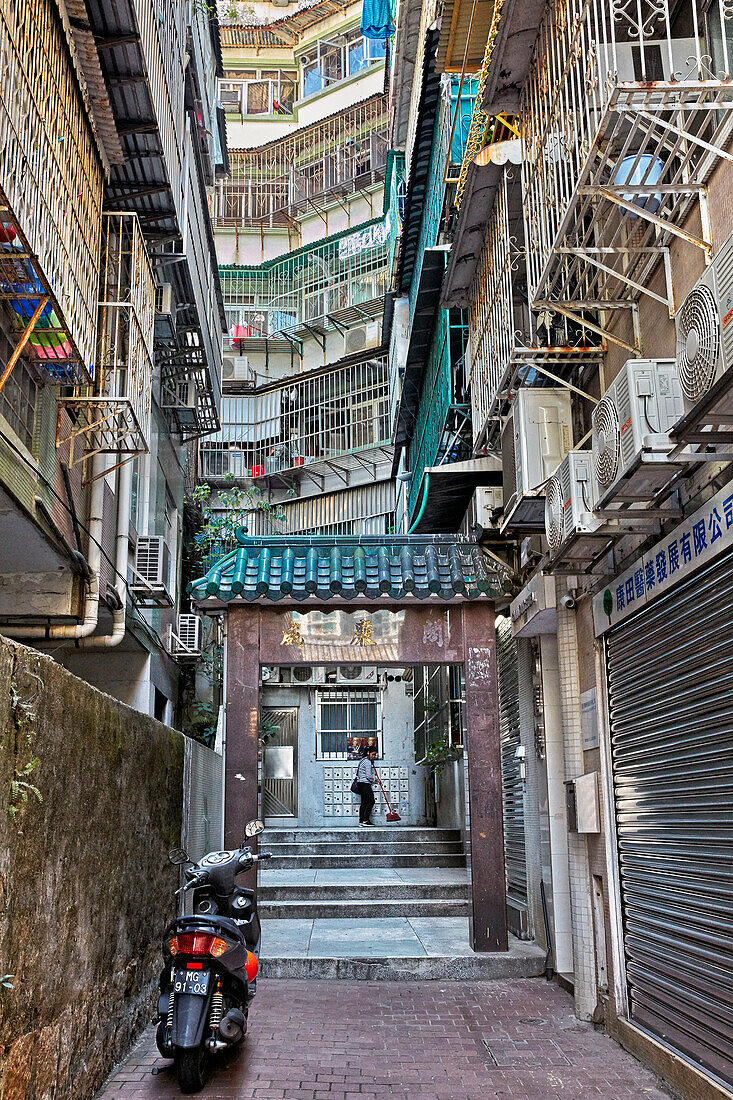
96, 978, 671, 1099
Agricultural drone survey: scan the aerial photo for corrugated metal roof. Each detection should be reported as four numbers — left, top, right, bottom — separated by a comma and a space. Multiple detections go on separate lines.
220, 0, 356, 47
190, 531, 501, 603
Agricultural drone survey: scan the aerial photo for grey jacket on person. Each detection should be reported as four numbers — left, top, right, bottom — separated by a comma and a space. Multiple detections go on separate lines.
355, 757, 377, 785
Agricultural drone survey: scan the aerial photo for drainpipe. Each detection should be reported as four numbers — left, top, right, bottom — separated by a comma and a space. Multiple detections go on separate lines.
3, 453, 105, 640
78, 457, 131, 649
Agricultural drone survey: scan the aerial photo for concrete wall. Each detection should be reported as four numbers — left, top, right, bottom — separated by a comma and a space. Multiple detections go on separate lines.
0, 637, 185, 1100
261, 673, 426, 826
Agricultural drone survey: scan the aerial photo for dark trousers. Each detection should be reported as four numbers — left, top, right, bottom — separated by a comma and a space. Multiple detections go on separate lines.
357, 782, 375, 823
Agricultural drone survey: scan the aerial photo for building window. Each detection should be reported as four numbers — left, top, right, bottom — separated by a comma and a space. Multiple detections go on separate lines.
0, 356, 37, 451
316, 688, 381, 759
300, 31, 386, 98
220, 71, 297, 116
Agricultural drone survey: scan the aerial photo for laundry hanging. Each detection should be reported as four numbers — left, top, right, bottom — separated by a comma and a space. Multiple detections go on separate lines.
360, 0, 393, 40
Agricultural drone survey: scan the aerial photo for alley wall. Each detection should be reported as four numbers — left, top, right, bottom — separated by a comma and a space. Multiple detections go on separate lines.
0, 637, 185, 1100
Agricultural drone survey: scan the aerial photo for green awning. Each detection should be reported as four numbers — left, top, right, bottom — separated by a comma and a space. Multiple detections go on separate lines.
189, 530, 506, 605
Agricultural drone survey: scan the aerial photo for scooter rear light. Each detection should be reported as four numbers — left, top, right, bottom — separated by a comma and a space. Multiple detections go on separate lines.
167, 933, 230, 957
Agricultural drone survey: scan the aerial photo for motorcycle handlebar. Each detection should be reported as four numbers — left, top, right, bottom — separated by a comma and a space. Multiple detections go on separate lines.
254, 851, 272, 861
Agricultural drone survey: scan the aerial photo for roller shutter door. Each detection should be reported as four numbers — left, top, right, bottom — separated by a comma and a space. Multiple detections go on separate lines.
606, 549, 733, 1084
497, 618, 527, 935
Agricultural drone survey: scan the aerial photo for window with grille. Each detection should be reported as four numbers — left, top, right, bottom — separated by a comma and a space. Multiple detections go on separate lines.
316, 689, 381, 759
0, 353, 37, 451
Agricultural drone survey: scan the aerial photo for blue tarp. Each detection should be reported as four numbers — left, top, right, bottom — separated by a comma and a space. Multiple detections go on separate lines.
361, 0, 393, 40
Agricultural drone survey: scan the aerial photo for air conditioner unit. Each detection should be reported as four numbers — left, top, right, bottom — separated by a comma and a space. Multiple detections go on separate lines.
460, 486, 504, 536
291, 666, 326, 684
261, 665, 281, 683
169, 613, 203, 659
131, 536, 173, 606
343, 320, 381, 357
545, 451, 604, 563
592, 358, 684, 509
154, 283, 175, 341
673, 231, 733, 435
155, 283, 173, 316
222, 356, 255, 386
501, 388, 573, 531
336, 666, 378, 685
162, 378, 197, 409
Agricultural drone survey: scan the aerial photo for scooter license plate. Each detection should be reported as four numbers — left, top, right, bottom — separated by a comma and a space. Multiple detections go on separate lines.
173, 969, 210, 996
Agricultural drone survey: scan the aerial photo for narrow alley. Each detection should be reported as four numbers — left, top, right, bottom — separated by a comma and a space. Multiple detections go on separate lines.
97, 980, 672, 1100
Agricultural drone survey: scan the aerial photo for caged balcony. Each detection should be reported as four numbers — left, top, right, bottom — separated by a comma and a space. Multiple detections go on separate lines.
467, 168, 602, 453
0, 0, 104, 383
522, 0, 733, 350
56, 214, 154, 482
214, 95, 389, 230
220, 220, 390, 355
199, 357, 392, 485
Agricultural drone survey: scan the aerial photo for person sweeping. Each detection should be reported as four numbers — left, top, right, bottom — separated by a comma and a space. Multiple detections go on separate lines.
355, 747, 379, 827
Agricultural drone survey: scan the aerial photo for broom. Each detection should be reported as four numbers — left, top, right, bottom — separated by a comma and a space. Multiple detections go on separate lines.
374, 766, 401, 822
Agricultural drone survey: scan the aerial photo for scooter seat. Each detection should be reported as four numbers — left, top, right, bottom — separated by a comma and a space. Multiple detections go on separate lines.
172, 913, 247, 944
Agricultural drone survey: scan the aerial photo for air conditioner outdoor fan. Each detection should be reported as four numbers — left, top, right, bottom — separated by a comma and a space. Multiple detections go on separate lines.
544, 473, 564, 555
675, 282, 720, 403
593, 395, 620, 488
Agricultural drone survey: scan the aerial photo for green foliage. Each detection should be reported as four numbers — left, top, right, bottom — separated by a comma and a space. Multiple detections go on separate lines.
423, 734, 460, 774
9, 668, 43, 823
9, 758, 43, 820
1, 975, 14, 990
191, 478, 291, 572
260, 711, 281, 745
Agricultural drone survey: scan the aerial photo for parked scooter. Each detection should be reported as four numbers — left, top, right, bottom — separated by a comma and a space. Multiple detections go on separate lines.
156, 819, 271, 1093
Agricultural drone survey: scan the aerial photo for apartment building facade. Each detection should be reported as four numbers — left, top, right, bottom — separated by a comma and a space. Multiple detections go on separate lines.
195, 0, 417, 826
0, 0, 225, 719
393, 0, 733, 1095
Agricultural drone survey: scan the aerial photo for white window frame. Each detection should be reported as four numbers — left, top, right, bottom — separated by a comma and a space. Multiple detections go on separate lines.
315, 688, 382, 760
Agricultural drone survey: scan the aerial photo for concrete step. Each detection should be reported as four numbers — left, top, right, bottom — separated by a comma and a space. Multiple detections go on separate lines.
260, 897, 471, 919
266, 841, 463, 856
259, 882, 470, 902
266, 853, 466, 869
260, 951, 545, 980
265, 828, 461, 844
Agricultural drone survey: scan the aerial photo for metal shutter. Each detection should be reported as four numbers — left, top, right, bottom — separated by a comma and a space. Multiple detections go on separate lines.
497, 618, 527, 934
606, 549, 733, 1085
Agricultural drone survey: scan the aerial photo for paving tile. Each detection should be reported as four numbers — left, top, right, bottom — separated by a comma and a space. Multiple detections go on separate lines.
95, 979, 673, 1100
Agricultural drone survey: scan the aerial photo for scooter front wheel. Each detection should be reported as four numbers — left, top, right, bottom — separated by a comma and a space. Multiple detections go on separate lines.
175, 1045, 210, 1094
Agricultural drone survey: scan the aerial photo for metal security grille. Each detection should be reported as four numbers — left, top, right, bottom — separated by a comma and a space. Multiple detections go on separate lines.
497, 618, 527, 933
606, 550, 733, 1085
183, 737, 223, 862
262, 708, 298, 818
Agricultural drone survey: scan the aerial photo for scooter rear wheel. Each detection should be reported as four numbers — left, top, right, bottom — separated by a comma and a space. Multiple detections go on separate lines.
175, 1045, 210, 1093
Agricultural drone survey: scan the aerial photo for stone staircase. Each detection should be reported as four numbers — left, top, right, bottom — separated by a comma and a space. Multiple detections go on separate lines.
257, 825, 546, 980
260, 826, 469, 919
261, 825, 466, 874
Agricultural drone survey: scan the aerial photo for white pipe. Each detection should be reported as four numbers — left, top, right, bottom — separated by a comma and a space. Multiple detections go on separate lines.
78, 458, 132, 649
3, 453, 106, 640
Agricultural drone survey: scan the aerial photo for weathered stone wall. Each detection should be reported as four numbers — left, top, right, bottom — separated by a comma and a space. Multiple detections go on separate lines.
0, 637, 185, 1100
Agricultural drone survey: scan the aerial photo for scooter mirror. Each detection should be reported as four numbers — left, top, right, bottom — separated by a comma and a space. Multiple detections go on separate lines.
168, 847, 190, 865
244, 819, 265, 839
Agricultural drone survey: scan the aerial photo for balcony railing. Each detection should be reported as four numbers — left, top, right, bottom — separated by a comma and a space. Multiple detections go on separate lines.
521, 0, 733, 345
407, 312, 471, 518
467, 168, 603, 451
214, 96, 388, 228
56, 214, 155, 482
199, 358, 391, 481
0, 0, 104, 381
220, 219, 390, 343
